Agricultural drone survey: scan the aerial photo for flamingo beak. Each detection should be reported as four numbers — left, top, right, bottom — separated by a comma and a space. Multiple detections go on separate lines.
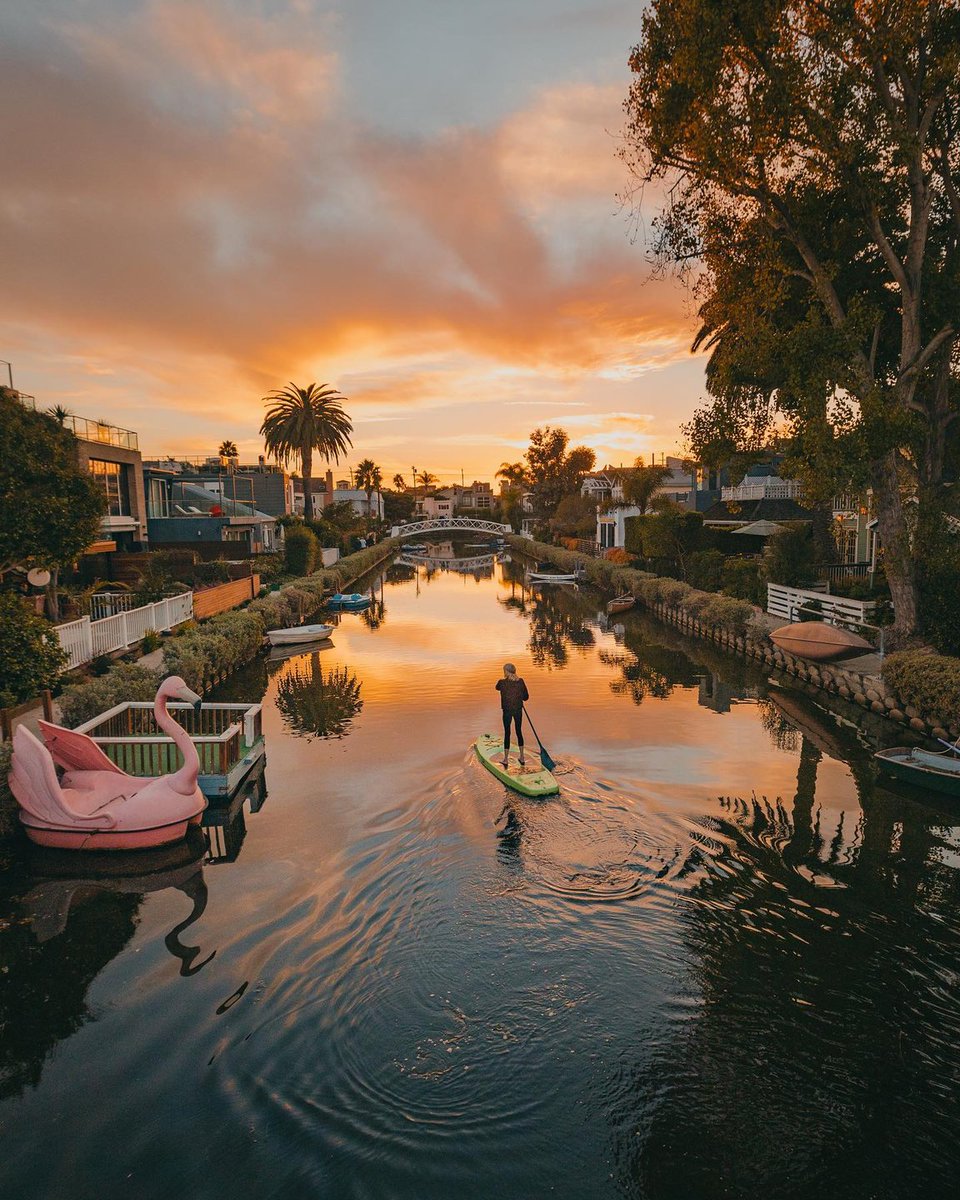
179, 686, 203, 713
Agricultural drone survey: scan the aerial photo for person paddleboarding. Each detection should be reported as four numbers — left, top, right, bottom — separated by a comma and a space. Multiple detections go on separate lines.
496, 663, 529, 767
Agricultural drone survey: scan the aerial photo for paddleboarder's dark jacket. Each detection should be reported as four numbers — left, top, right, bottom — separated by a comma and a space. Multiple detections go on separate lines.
496, 677, 529, 715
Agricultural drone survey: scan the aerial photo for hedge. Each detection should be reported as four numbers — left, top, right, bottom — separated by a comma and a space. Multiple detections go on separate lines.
60, 663, 163, 727
512, 537, 755, 636
285, 524, 318, 575
882, 650, 960, 721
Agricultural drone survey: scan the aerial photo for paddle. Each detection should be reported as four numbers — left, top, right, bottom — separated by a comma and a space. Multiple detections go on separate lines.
522, 704, 556, 771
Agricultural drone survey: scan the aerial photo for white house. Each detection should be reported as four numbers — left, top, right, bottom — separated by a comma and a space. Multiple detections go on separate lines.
596, 505, 641, 551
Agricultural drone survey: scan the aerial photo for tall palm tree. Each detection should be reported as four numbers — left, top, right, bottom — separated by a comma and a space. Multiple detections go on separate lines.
392, 472, 407, 492
260, 383, 353, 520
218, 439, 238, 462
496, 461, 528, 490
355, 458, 383, 520
416, 470, 438, 493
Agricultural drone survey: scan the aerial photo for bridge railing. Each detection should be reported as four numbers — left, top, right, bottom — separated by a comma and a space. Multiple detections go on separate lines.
391, 517, 511, 538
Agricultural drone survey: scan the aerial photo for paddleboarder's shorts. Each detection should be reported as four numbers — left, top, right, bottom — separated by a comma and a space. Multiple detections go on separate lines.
502, 711, 524, 747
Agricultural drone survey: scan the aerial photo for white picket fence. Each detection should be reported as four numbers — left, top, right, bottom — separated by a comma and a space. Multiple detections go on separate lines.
767, 582, 876, 626
56, 593, 194, 669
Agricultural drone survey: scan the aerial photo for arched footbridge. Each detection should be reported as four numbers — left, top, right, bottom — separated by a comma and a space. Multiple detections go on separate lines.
390, 518, 511, 538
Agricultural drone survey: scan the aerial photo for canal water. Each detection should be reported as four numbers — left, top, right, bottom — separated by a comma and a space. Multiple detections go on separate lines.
2, 554, 960, 1200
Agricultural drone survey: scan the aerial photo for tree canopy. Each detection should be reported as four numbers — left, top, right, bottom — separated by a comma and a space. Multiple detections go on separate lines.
0, 388, 105, 575
625, 0, 960, 637
524, 427, 596, 514
261, 383, 353, 521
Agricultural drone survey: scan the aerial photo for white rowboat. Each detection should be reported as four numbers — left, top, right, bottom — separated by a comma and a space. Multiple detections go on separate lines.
265, 624, 334, 647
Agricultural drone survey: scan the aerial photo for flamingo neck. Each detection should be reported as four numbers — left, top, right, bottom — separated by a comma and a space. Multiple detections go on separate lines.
154, 693, 200, 794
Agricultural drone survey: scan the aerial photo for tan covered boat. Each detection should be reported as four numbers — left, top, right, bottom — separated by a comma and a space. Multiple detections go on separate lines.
769, 620, 873, 662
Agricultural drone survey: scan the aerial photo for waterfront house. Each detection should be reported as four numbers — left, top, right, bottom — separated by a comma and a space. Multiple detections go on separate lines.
292, 470, 385, 520
144, 468, 279, 555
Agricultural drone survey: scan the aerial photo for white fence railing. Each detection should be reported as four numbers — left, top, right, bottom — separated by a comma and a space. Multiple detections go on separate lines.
56, 593, 194, 669
767, 583, 876, 626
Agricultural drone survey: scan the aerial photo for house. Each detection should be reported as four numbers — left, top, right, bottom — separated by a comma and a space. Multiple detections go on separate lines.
591, 457, 700, 550
292, 470, 385, 519
456, 481, 494, 512
700, 472, 810, 529
144, 468, 280, 554
143, 458, 295, 518
70, 414, 148, 552
597, 505, 642, 551
418, 493, 455, 520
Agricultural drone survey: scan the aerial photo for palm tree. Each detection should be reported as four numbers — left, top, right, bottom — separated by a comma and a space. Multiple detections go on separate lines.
622, 460, 675, 512
496, 461, 528, 490
416, 470, 438, 493
260, 383, 353, 520
218, 439, 238, 463
49, 404, 73, 426
392, 472, 407, 492
355, 458, 383, 520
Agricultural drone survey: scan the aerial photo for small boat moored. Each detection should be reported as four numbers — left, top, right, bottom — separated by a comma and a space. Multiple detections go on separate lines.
607, 594, 635, 614
769, 620, 873, 662
327, 592, 372, 610
874, 745, 960, 798
265, 623, 334, 647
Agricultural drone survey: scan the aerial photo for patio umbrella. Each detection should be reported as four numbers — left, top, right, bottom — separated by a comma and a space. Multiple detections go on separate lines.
732, 519, 786, 536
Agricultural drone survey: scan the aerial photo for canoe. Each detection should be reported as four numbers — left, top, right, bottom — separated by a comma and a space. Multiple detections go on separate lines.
769, 620, 873, 662
474, 733, 560, 797
607, 595, 635, 614
265, 623, 334, 646
527, 572, 581, 584
874, 746, 960, 797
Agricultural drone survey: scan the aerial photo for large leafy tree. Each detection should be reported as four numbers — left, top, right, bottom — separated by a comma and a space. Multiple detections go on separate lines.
624, 0, 960, 637
0, 388, 105, 577
261, 383, 353, 520
525, 427, 596, 515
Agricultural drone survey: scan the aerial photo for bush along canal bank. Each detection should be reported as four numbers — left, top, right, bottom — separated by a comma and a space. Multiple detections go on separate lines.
0, 538, 403, 842
510, 536, 960, 747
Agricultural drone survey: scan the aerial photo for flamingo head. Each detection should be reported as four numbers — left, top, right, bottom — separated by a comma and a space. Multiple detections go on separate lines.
158, 674, 203, 714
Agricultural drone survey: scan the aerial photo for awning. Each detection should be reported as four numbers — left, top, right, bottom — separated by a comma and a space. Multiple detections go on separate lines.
731, 519, 786, 536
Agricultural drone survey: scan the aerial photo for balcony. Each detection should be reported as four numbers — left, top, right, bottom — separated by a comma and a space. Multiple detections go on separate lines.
100, 514, 139, 534
68, 415, 139, 451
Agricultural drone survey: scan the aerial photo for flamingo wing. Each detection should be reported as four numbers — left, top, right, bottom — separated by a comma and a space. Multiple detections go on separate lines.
9, 727, 117, 827
38, 720, 125, 776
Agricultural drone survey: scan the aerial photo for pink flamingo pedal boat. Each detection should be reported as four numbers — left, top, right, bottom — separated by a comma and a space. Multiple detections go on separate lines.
9, 676, 207, 851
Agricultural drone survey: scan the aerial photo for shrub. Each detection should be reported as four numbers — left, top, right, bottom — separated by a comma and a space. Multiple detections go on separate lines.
0, 741, 17, 841
762, 525, 820, 587
604, 547, 632, 565
285, 525, 318, 575
685, 549, 725, 592
161, 637, 210, 692
0, 593, 67, 708
659, 579, 694, 608
248, 593, 299, 631
699, 596, 754, 635
162, 609, 265, 688
141, 628, 162, 653
721, 556, 763, 604
191, 560, 232, 587
882, 650, 960, 720
252, 553, 287, 584
59, 663, 162, 727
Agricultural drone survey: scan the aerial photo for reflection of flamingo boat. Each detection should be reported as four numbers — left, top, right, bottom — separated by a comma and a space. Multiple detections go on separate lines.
22, 827, 215, 975
9, 676, 207, 850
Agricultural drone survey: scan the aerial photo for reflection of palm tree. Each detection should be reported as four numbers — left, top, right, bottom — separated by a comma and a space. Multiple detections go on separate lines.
360, 596, 386, 630
275, 655, 363, 739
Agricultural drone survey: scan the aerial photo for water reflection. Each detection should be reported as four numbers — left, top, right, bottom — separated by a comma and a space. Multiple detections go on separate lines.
525, 584, 597, 669
273, 651, 364, 740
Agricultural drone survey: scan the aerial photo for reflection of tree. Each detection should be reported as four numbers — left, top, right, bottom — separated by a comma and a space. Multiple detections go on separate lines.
275, 655, 363, 740
526, 586, 596, 669
360, 596, 386, 630
607, 772, 960, 1197
602, 623, 702, 705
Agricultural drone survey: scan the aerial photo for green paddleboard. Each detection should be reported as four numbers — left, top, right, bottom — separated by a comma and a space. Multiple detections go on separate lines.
474, 733, 560, 797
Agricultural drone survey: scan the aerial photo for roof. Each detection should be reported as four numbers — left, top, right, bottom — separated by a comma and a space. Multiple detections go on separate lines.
701, 497, 814, 526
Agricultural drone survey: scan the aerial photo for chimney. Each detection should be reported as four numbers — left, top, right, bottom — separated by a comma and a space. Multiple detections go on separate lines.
326, 469, 334, 498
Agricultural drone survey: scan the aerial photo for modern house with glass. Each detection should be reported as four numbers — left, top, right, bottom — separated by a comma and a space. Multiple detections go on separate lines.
70, 415, 148, 552
143, 467, 280, 555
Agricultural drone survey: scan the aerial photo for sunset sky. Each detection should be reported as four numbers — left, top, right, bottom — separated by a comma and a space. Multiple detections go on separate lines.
0, 0, 706, 482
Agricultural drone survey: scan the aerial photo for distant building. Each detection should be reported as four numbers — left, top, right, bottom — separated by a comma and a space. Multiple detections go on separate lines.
144, 468, 279, 554
292, 470, 385, 519
141, 459, 294, 518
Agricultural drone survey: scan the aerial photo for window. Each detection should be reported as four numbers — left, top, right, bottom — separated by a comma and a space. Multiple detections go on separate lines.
476, 494, 491, 509
89, 459, 128, 516
147, 477, 170, 518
